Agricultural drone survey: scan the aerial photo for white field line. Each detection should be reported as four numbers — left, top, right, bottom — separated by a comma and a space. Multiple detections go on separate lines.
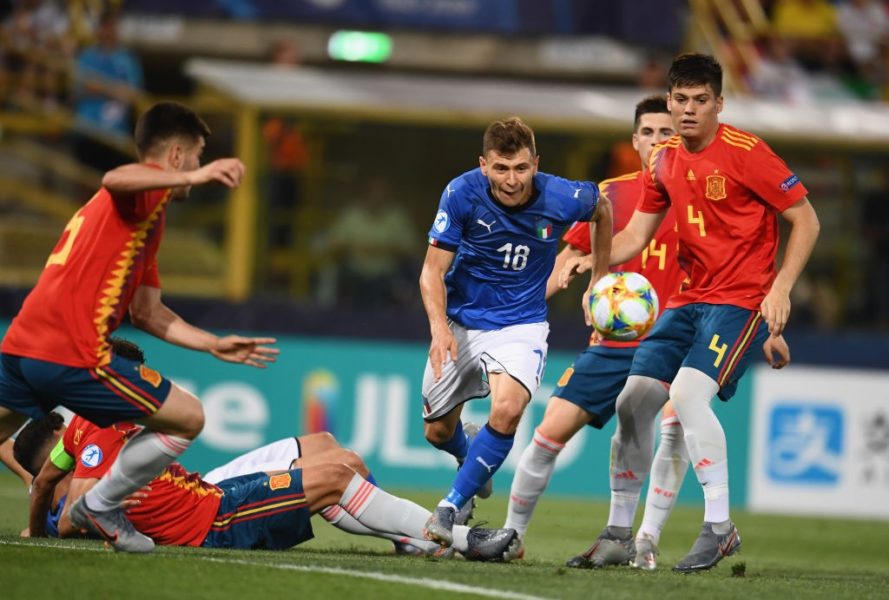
0, 539, 553, 600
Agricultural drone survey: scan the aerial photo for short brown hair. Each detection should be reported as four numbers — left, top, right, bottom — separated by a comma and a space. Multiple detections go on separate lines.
482, 117, 536, 157
134, 102, 211, 158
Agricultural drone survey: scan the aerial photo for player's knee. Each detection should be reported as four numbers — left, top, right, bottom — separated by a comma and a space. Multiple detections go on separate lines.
179, 408, 204, 439
490, 400, 525, 433
424, 421, 453, 445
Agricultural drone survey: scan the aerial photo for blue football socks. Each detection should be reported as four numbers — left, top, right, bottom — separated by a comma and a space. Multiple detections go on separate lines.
445, 422, 514, 508
432, 418, 469, 462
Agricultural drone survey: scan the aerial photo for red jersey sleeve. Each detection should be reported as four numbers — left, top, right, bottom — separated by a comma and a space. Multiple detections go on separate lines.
742, 141, 809, 212
562, 221, 591, 253
71, 423, 138, 479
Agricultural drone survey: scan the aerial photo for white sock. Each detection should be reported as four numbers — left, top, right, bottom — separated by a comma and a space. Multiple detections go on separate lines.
670, 367, 729, 524
638, 416, 689, 543
320, 505, 443, 553
338, 474, 434, 541
329, 483, 478, 553
86, 429, 190, 512
504, 429, 563, 536
607, 376, 667, 529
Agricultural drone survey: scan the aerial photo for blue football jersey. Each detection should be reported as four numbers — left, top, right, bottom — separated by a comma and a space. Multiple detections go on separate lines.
427, 168, 598, 329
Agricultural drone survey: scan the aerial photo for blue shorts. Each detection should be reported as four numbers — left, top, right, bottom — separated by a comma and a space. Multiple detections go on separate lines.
630, 304, 768, 401
551, 345, 637, 429
0, 352, 172, 427
203, 470, 314, 550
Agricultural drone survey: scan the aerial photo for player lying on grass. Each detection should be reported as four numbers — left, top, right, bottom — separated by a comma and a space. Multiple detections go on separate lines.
16, 411, 519, 560
13, 341, 519, 560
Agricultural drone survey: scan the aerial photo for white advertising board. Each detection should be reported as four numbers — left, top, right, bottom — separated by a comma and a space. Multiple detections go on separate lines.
749, 366, 889, 519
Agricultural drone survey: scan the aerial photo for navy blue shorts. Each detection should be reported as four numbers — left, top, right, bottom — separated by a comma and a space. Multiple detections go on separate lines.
202, 470, 314, 550
630, 304, 768, 401
551, 345, 637, 429
0, 352, 171, 427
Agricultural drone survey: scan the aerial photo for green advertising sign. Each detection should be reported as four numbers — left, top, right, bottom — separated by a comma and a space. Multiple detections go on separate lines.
0, 321, 751, 504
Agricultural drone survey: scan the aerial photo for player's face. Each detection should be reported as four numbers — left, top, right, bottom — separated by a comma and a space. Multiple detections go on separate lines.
632, 112, 675, 168
667, 84, 723, 151
479, 147, 539, 207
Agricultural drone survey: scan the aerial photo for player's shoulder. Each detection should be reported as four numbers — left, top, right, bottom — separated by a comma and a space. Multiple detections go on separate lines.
648, 136, 682, 170
445, 168, 487, 202
536, 171, 596, 201
717, 123, 764, 153
600, 171, 642, 191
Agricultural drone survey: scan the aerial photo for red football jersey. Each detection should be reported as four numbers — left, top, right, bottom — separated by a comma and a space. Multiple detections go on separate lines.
639, 124, 808, 310
65, 416, 222, 547
63, 416, 140, 479
562, 171, 683, 348
2, 185, 170, 367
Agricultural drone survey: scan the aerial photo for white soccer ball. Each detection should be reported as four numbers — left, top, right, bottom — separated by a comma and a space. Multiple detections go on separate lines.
589, 271, 659, 341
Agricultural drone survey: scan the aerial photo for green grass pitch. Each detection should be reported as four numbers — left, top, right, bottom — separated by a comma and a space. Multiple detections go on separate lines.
1, 473, 887, 599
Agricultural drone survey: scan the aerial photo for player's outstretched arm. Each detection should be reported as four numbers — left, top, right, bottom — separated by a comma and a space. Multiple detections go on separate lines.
58, 476, 99, 538
419, 245, 457, 382
102, 158, 246, 195
762, 198, 820, 336
546, 245, 585, 299
129, 285, 279, 368
29, 458, 72, 537
610, 209, 664, 266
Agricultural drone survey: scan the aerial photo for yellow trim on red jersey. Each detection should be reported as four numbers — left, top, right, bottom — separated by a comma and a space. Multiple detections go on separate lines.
92, 190, 172, 364
721, 128, 758, 151
155, 469, 223, 499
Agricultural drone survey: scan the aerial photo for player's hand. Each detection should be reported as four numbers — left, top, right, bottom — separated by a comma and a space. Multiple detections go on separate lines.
760, 287, 791, 336
429, 324, 457, 382
122, 486, 151, 510
559, 255, 593, 289
211, 336, 279, 368
19, 527, 30, 538
581, 286, 593, 327
189, 158, 246, 189
762, 334, 790, 369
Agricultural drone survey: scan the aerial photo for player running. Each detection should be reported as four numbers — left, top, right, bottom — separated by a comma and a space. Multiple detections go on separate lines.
420, 117, 612, 546
0, 102, 278, 552
566, 53, 819, 572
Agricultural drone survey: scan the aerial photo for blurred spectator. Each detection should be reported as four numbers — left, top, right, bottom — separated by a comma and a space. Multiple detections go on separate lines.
747, 35, 815, 103
862, 186, 889, 327
73, 9, 143, 171
325, 176, 418, 308
1, 0, 71, 110
791, 270, 842, 329
261, 39, 309, 246
836, 0, 889, 85
771, 0, 847, 72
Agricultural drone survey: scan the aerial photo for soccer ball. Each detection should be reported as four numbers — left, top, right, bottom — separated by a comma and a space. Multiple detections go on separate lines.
589, 271, 659, 341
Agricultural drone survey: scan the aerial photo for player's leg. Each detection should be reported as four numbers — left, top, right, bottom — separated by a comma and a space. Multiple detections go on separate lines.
308, 463, 519, 561
671, 305, 768, 573
505, 398, 588, 538
0, 407, 28, 445
421, 321, 487, 465
202, 431, 340, 485
0, 354, 45, 444
82, 384, 202, 514
507, 345, 635, 541
631, 401, 688, 570
426, 323, 548, 544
